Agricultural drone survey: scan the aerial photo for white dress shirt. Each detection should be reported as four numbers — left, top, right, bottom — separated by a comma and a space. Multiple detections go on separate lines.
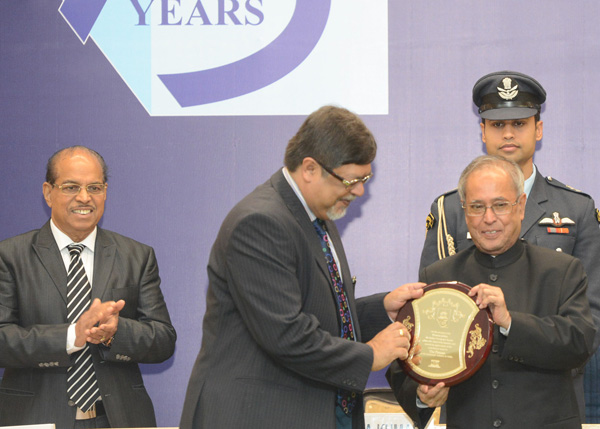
49, 220, 97, 354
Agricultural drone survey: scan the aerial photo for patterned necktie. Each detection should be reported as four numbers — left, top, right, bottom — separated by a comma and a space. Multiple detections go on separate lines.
312, 219, 358, 416
66, 244, 101, 412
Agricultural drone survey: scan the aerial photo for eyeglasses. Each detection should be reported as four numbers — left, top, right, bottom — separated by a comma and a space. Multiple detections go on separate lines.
462, 199, 519, 217
52, 182, 107, 195
314, 160, 373, 189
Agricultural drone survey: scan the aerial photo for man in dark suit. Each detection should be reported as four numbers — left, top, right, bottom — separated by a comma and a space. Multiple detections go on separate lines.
179, 105, 425, 429
388, 155, 596, 428
0, 146, 176, 428
419, 71, 600, 421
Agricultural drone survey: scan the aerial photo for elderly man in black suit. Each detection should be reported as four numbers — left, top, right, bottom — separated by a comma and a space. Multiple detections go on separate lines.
388, 155, 595, 429
419, 71, 600, 421
0, 146, 176, 428
180, 105, 425, 429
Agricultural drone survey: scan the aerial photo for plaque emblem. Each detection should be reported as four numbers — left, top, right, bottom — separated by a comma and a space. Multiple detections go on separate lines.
424, 297, 465, 328
402, 315, 414, 332
466, 324, 487, 358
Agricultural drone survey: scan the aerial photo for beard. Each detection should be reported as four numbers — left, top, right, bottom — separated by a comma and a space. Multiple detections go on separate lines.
326, 195, 356, 220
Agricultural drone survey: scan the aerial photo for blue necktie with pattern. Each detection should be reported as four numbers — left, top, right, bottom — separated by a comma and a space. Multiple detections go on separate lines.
313, 219, 358, 416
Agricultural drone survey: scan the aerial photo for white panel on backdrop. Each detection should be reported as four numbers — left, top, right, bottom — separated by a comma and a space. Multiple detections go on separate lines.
0, 424, 56, 429
364, 412, 414, 429
59, 0, 388, 116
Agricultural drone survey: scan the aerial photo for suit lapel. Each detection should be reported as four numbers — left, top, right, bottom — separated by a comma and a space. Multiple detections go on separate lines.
521, 170, 548, 236
32, 221, 69, 305
92, 228, 117, 301
271, 170, 332, 281
271, 170, 361, 339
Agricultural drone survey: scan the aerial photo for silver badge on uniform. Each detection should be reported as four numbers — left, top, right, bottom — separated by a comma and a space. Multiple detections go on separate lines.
497, 77, 518, 100
538, 212, 575, 227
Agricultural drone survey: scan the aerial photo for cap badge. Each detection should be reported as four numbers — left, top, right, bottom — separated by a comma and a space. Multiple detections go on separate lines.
497, 77, 518, 100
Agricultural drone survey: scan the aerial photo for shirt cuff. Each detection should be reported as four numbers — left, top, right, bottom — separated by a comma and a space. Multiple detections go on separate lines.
499, 320, 511, 336
416, 397, 430, 409
67, 323, 86, 354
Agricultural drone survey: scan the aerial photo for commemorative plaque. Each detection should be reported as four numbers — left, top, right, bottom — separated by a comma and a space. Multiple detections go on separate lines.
396, 281, 494, 386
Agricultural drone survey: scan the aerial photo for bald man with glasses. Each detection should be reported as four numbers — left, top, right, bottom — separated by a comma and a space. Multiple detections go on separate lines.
0, 146, 176, 428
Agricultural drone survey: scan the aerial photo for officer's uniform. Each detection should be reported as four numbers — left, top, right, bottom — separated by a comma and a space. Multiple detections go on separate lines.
416, 71, 600, 423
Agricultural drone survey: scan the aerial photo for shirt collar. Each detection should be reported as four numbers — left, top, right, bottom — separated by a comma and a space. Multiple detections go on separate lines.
282, 167, 317, 222
523, 164, 537, 200
50, 219, 97, 252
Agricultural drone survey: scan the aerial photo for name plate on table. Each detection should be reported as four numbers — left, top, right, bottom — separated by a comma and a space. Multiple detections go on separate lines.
396, 281, 494, 386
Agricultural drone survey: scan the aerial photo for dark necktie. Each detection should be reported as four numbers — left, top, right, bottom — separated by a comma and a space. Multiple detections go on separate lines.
66, 244, 100, 412
312, 219, 357, 416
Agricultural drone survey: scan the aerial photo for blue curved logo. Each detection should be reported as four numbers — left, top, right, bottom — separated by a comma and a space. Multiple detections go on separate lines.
158, 1, 331, 106
59, 0, 388, 116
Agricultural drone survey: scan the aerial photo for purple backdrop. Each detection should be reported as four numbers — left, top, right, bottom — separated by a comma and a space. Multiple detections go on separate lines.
2, 1, 600, 426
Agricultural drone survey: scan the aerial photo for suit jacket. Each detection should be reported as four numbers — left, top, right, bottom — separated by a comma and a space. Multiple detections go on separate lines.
0, 222, 176, 428
419, 169, 600, 349
389, 240, 596, 429
179, 170, 391, 429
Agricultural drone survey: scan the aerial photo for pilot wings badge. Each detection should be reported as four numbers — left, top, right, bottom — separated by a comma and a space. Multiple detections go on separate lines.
539, 212, 575, 227
539, 212, 575, 233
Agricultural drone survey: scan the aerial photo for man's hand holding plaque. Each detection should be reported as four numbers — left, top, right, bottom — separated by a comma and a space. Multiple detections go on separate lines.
469, 283, 511, 330
395, 281, 494, 387
368, 282, 426, 371
417, 382, 449, 408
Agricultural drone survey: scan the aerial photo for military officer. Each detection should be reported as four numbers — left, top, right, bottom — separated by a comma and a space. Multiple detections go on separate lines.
418, 70, 600, 422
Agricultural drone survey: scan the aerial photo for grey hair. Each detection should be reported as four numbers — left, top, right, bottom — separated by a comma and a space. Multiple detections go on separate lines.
457, 155, 524, 201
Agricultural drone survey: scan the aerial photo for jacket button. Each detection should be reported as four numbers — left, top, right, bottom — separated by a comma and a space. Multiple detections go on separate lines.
492, 345, 499, 353
494, 419, 502, 427
556, 248, 563, 252
492, 380, 499, 389
68, 400, 76, 407
489, 274, 498, 282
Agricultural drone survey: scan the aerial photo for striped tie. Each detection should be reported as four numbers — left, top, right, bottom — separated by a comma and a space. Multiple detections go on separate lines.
66, 244, 100, 412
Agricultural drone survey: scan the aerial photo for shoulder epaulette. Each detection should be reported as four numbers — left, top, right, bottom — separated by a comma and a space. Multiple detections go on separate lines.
427, 189, 459, 231
434, 188, 458, 201
545, 176, 592, 198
